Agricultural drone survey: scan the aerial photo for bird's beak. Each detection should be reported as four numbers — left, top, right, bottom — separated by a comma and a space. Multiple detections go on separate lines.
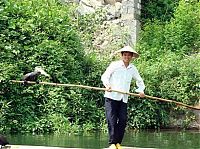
35, 67, 50, 77
40, 70, 50, 77
43, 73, 50, 77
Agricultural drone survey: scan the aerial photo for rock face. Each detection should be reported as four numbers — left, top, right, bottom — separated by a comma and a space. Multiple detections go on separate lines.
191, 109, 200, 129
121, 0, 141, 46
168, 109, 200, 130
61, 0, 141, 56
76, 0, 102, 15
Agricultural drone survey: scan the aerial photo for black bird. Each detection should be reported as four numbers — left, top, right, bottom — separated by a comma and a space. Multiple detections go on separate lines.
22, 66, 50, 85
0, 134, 9, 149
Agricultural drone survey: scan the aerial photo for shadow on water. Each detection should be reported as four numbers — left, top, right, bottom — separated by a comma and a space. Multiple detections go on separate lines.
6, 130, 200, 149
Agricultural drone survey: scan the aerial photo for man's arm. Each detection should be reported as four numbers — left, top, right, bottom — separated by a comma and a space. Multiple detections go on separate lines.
132, 68, 145, 97
101, 62, 115, 91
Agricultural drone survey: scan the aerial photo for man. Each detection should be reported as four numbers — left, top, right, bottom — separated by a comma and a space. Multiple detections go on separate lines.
101, 46, 145, 149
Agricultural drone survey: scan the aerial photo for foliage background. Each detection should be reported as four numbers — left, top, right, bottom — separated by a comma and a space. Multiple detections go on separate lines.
0, 0, 199, 133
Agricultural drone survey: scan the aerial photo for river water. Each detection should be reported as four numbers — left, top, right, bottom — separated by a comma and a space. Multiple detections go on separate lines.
7, 130, 200, 149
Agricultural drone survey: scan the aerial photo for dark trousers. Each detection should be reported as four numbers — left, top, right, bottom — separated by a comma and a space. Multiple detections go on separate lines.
105, 97, 127, 144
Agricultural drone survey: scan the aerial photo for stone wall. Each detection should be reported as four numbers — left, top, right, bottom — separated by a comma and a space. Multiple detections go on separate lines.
65, 0, 142, 55
121, 0, 141, 46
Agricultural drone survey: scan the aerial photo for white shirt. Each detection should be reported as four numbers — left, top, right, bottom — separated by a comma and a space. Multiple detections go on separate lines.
101, 60, 145, 103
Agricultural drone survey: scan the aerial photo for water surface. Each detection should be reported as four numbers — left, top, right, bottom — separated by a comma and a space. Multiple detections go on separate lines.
7, 130, 200, 149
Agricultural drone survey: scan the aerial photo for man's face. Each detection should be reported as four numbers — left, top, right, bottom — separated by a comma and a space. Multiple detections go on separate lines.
121, 52, 134, 63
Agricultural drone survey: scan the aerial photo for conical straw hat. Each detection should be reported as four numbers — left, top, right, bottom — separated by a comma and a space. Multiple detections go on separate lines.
115, 45, 139, 58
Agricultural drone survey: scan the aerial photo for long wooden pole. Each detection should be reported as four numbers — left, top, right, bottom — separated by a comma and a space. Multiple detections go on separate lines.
10, 80, 200, 110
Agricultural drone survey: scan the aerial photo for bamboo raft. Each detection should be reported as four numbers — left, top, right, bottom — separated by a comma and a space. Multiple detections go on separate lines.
4, 145, 156, 149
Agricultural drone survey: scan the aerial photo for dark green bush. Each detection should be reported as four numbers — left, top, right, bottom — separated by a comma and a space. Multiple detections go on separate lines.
141, 0, 180, 23
0, 0, 106, 133
164, 0, 200, 54
134, 0, 200, 129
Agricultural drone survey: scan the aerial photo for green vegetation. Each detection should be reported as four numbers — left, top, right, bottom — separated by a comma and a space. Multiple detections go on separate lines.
141, 0, 180, 22
0, 0, 106, 133
0, 0, 199, 133
132, 0, 200, 128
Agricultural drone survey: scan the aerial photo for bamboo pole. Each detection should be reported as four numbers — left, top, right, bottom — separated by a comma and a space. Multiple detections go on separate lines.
10, 80, 200, 110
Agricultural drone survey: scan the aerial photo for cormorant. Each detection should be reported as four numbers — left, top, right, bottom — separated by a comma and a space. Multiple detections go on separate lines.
22, 66, 50, 85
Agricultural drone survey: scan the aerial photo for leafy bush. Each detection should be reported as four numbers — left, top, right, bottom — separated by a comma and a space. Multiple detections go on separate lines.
0, 0, 106, 133
164, 0, 200, 54
133, 0, 200, 129
141, 0, 180, 22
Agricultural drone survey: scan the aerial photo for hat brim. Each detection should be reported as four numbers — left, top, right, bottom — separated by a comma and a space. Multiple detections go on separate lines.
117, 50, 139, 58
115, 46, 139, 58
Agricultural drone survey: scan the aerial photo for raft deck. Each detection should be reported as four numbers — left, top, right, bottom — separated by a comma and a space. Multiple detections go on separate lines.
3, 145, 156, 149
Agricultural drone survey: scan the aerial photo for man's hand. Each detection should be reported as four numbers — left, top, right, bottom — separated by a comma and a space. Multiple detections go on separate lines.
106, 85, 112, 92
139, 92, 145, 98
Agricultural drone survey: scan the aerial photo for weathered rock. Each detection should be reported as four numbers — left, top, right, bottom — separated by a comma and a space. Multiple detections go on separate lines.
76, 0, 102, 15
104, 0, 116, 5
75, 0, 141, 59
105, 2, 122, 20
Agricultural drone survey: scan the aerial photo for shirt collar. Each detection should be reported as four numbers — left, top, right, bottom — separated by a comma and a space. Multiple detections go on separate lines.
119, 60, 132, 69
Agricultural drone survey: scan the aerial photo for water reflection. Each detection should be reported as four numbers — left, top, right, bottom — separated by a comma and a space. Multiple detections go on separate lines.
7, 130, 200, 149
123, 130, 200, 149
